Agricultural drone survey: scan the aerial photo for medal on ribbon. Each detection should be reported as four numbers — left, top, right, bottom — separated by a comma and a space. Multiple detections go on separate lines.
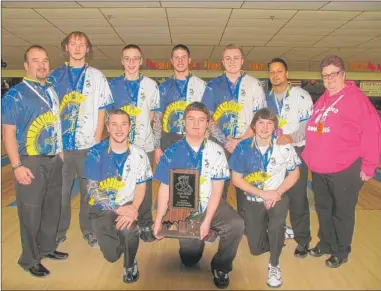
275, 128, 283, 137
317, 121, 324, 135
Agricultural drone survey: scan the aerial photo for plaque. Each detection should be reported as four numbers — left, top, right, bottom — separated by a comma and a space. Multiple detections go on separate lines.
158, 169, 216, 241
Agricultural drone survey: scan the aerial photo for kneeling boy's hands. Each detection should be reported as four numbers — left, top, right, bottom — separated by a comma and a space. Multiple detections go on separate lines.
116, 205, 138, 221
200, 219, 212, 240
153, 219, 164, 240
115, 215, 135, 230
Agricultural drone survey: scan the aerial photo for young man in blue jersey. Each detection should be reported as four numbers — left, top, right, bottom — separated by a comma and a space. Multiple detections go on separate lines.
83, 109, 152, 283
202, 43, 266, 210
153, 102, 244, 289
2, 46, 68, 277
230, 108, 301, 288
153, 44, 206, 164
266, 58, 313, 257
109, 44, 160, 242
49, 31, 114, 247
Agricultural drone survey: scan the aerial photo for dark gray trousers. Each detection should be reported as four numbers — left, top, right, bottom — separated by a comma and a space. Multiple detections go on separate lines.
57, 149, 92, 240
286, 146, 311, 246
178, 200, 244, 273
89, 207, 139, 268
15, 155, 63, 269
137, 151, 153, 228
242, 195, 289, 266
311, 158, 363, 259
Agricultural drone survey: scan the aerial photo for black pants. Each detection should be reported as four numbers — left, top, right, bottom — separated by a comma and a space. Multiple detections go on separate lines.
15, 155, 63, 269
90, 207, 139, 268
286, 146, 311, 246
179, 200, 244, 273
58, 149, 92, 240
137, 151, 153, 228
242, 195, 289, 266
311, 158, 363, 259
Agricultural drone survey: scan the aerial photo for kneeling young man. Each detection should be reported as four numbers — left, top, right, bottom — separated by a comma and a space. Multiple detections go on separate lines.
83, 110, 152, 283
153, 102, 244, 289
230, 108, 301, 288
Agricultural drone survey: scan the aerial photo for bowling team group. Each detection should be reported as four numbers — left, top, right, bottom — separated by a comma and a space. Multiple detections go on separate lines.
2, 31, 380, 289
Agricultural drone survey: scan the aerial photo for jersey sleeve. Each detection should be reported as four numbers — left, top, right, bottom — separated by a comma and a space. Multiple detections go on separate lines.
99, 74, 114, 110
202, 82, 217, 114
210, 146, 230, 180
1, 90, 18, 125
83, 146, 102, 181
153, 150, 171, 184
229, 142, 245, 174
136, 151, 153, 184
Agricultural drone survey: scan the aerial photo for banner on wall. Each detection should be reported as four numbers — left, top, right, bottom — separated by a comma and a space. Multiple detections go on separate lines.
360, 81, 381, 97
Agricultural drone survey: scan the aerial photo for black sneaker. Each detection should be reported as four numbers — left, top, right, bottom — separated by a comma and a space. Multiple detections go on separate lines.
325, 256, 348, 268
139, 226, 156, 242
123, 259, 139, 283
83, 233, 99, 247
294, 244, 309, 258
308, 246, 329, 257
212, 269, 230, 289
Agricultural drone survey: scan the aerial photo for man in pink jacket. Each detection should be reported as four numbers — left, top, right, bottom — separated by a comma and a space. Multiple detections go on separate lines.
302, 55, 381, 268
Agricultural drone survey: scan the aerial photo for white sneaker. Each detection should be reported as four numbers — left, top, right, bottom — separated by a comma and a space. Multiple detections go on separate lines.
284, 225, 294, 240
267, 263, 283, 288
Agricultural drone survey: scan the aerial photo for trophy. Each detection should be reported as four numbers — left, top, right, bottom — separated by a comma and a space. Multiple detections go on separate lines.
158, 169, 216, 241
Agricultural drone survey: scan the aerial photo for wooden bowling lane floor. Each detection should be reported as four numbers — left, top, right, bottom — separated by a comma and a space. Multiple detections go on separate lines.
2, 162, 381, 290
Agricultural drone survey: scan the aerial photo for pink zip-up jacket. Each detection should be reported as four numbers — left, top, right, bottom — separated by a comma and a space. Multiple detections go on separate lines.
302, 81, 381, 176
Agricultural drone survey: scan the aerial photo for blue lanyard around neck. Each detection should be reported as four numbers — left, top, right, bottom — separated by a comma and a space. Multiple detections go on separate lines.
67, 64, 87, 92
124, 73, 143, 106
272, 85, 291, 116
23, 80, 53, 109
224, 73, 244, 102
174, 74, 191, 99
253, 138, 273, 172
184, 139, 205, 173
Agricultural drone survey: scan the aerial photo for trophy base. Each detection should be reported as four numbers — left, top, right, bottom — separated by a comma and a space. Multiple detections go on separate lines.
158, 229, 201, 239
158, 220, 200, 239
158, 221, 218, 242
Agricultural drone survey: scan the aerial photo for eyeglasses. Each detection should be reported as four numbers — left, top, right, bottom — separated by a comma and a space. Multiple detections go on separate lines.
321, 70, 342, 80
122, 56, 141, 63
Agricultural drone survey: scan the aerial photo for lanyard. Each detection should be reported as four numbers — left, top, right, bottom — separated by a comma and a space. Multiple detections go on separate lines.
320, 94, 345, 122
114, 152, 128, 177
23, 80, 53, 110
272, 85, 291, 116
184, 139, 205, 173
252, 138, 273, 172
108, 142, 130, 177
174, 74, 192, 99
67, 65, 87, 92
224, 73, 244, 102
184, 139, 206, 213
124, 74, 143, 106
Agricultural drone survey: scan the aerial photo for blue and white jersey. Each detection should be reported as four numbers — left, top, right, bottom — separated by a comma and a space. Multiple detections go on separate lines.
49, 64, 113, 151
109, 74, 160, 152
229, 137, 301, 202
202, 73, 266, 139
154, 138, 230, 213
266, 85, 313, 147
1, 78, 62, 156
83, 138, 152, 208
159, 74, 206, 134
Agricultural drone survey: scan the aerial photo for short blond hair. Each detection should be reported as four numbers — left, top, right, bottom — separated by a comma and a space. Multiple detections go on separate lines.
223, 44, 244, 57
